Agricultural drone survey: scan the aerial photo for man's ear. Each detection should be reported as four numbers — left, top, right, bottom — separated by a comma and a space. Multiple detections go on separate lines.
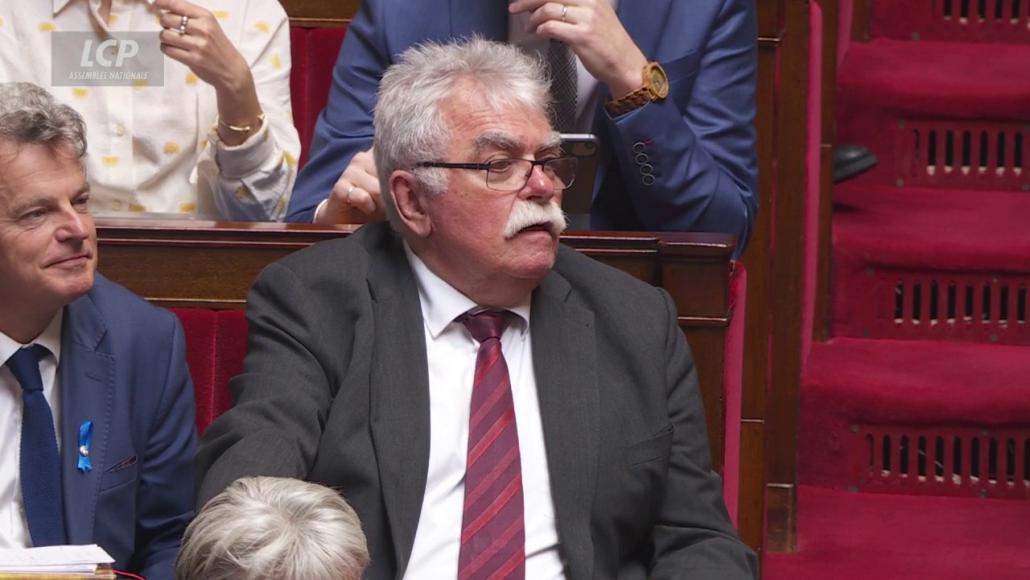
390, 170, 432, 238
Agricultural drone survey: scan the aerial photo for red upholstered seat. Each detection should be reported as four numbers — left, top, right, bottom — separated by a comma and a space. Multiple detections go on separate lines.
289, 26, 348, 168
289, 26, 310, 164
172, 309, 248, 434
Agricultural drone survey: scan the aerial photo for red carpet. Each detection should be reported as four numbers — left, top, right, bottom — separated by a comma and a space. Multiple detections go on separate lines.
832, 182, 1030, 273
804, 337, 1030, 427
837, 39, 1030, 119
800, 337, 1030, 490
763, 485, 1030, 580
764, 2, 1030, 577
835, 38, 1030, 187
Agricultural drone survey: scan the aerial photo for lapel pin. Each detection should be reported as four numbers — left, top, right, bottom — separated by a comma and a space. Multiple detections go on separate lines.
78, 420, 93, 473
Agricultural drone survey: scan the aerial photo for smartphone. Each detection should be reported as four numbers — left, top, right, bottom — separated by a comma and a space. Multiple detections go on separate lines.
560, 133, 600, 228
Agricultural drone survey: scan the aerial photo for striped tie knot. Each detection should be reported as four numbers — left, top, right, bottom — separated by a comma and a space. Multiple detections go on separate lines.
461, 310, 511, 343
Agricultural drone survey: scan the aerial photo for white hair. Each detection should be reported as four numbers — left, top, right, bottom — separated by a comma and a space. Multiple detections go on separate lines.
373, 37, 551, 228
0, 82, 87, 158
175, 477, 369, 580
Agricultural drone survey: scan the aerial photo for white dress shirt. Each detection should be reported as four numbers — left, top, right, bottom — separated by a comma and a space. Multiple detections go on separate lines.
0, 313, 64, 549
402, 246, 566, 579
509, 0, 621, 132
0, 0, 300, 220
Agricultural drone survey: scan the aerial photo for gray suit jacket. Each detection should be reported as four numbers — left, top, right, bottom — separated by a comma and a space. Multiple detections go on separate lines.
196, 223, 756, 579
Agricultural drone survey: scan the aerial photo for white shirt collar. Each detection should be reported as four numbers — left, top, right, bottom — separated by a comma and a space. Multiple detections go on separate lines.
0, 310, 64, 368
403, 243, 531, 339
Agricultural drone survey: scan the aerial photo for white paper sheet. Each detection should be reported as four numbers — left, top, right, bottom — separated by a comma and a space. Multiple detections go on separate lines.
0, 544, 113, 574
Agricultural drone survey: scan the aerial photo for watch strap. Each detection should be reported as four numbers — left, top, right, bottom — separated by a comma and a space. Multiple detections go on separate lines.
605, 62, 667, 116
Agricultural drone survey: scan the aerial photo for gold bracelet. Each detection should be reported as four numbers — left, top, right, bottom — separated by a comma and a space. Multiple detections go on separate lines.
218, 112, 265, 134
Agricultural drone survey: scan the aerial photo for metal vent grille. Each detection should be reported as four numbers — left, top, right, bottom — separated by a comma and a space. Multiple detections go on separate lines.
912, 0, 1030, 42
859, 270, 1030, 344
851, 425, 1030, 499
896, 121, 1028, 190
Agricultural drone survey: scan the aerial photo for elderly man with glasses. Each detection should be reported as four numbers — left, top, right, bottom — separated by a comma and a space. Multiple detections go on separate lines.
197, 38, 756, 580
288, 0, 758, 258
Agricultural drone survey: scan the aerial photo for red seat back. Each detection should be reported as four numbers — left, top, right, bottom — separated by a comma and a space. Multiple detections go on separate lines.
290, 26, 348, 168
173, 309, 248, 434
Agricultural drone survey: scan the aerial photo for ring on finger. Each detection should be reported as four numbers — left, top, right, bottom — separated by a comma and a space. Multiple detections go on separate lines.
561, 5, 568, 22
178, 14, 189, 35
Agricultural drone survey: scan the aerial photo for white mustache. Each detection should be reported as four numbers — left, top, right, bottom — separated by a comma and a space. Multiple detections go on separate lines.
503, 200, 568, 239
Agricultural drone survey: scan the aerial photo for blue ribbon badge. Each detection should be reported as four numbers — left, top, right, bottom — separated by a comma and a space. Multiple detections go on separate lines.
77, 420, 93, 473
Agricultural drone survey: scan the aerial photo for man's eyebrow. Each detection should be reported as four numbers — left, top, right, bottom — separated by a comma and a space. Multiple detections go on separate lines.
7, 181, 90, 215
540, 132, 562, 151
472, 131, 564, 156
472, 131, 521, 156
7, 195, 52, 215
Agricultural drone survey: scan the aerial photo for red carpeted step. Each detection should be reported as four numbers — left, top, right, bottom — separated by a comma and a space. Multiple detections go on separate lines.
799, 337, 1030, 494
834, 182, 1030, 271
803, 337, 1030, 431
763, 485, 1030, 580
832, 182, 1030, 344
836, 38, 1030, 188
838, 38, 1030, 124
798, 4, 1030, 575
871, 0, 1030, 45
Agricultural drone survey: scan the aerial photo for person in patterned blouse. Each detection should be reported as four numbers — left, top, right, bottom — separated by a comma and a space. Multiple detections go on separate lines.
0, 0, 299, 220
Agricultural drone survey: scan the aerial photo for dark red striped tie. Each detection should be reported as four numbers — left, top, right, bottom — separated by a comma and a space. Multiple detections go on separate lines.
458, 310, 525, 580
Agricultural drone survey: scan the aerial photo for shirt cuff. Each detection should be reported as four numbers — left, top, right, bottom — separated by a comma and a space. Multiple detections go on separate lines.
211, 117, 277, 179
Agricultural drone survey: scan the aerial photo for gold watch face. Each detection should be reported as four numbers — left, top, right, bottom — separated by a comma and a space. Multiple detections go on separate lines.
646, 63, 670, 99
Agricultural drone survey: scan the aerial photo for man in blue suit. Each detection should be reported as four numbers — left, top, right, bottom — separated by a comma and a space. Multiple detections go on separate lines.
286, 0, 758, 250
0, 82, 195, 580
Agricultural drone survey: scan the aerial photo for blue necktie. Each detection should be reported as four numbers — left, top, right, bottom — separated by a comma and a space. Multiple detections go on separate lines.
6, 345, 67, 546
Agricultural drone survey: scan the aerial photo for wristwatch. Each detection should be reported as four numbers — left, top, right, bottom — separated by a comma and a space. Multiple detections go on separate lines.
605, 61, 669, 116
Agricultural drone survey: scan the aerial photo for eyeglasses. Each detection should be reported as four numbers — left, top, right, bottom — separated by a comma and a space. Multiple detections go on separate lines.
416, 156, 578, 192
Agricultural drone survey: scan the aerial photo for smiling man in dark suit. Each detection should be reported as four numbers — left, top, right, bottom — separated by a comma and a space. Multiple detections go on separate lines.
0, 82, 195, 580
197, 39, 756, 579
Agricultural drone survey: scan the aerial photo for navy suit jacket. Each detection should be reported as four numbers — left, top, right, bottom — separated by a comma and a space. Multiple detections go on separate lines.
59, 274, 196, 580
286, 0, 758, 249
